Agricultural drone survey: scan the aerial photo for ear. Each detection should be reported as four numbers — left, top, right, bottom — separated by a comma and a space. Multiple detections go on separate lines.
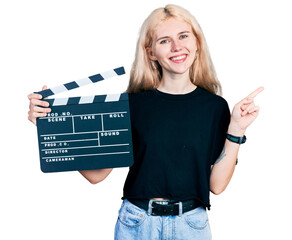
146, 48, 158, 61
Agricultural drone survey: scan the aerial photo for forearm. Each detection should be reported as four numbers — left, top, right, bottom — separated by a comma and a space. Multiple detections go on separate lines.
210, 123, 245, 194
79, 168, 113, 184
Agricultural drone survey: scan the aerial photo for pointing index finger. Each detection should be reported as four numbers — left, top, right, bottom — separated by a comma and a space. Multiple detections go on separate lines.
246, 86, 264, 99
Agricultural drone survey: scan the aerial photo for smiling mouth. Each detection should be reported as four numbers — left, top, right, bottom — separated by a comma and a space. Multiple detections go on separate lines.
169, 54, 187, 63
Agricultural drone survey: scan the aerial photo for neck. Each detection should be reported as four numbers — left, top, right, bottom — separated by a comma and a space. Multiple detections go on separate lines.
157, 70, 196, 94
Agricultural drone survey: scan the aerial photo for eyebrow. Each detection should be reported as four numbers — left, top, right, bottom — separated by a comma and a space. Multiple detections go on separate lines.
156, 31, 191, 42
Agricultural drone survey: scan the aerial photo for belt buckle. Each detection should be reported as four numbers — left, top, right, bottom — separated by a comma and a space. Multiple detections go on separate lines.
147, 199, 154, 215
173, 201, 182, 216
148, 199, 168, 216
147, 199, 183, 216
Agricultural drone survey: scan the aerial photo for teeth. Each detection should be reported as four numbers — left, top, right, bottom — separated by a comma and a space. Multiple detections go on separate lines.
170, 55, 186, 61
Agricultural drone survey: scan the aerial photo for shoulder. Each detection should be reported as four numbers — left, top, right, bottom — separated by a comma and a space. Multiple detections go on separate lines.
128, 89, 155, 101
127, 90, 155, 112
198, 87, 229, 109
197, 88, 230, 126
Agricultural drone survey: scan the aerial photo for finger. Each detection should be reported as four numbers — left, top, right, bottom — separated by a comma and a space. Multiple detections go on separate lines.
27, 93, 43, 100
241, 106, 260, 116
238, 98, 253, 111
239, 98, 253, 109
242, 103, 255, 115
248, 106, 260, 114
246, 86, 264, 99
28, 111, 47, 125
30, 98, 50, 108
32, 105, 52, 113
32, 111, 48, 118
41, 85, 49, 99
253, 106, 260, 113
237, 96, 253, 107
27, 85, 48, 100
241, 104, 249, 111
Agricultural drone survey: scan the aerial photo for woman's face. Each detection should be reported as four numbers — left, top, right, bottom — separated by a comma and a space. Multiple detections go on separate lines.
148, 17, 198, 76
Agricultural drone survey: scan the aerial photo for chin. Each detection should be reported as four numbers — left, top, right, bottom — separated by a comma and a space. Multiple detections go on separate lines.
170, 66, 191, 75
169, 62, 193, 74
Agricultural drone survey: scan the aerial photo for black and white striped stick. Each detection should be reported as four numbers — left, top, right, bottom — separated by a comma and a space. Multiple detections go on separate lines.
35, 66, 125, 106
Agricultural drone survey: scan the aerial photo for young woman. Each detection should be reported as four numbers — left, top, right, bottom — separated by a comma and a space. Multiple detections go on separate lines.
28, 4, 263, 240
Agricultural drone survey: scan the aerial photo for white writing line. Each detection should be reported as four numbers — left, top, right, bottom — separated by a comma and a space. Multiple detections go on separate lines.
41, 111, 127, 119
97, 132, 100, 147
40, 129, 128, 137
42, 151, 130, 159
41, 143, 130, 151
41, 132, 98, 137
72, 117, 75, 133
41, 138, 98, 144
101, 115, 104, 132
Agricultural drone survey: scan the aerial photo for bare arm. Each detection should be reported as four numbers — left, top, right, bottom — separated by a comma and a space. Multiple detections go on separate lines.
210, 123, 243, 194
210, 87, 263, 195
79, 168, 113, 184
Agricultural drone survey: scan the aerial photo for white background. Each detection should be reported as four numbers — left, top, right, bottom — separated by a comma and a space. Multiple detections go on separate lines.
1, 0, 291, 239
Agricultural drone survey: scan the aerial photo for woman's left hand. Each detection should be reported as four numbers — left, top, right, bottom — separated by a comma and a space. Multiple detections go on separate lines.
229, 86, 264, 135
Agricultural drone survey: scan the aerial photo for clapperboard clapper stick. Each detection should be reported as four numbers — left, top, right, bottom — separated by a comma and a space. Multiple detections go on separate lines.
35, 67, 134, 173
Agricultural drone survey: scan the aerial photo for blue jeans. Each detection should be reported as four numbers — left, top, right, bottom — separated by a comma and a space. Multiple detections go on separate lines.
114, 199, 212, 240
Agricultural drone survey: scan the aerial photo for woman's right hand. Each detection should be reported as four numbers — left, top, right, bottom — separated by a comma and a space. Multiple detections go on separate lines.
27, 85, 52, 125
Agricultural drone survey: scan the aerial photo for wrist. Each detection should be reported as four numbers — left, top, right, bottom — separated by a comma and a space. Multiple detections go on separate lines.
226, 133, 247, 144
227, 122, 245, 136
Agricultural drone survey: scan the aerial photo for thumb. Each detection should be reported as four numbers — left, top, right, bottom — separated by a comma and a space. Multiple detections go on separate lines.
41, 85, 49, 99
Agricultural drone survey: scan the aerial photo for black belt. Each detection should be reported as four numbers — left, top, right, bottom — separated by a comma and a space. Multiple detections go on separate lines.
128, 199, 202, 216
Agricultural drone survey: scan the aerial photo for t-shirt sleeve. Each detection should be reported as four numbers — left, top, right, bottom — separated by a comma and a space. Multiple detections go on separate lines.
211, 99, 231, 165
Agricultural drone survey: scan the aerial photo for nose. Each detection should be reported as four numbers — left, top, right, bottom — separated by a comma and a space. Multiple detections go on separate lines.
171, 40, 182, 52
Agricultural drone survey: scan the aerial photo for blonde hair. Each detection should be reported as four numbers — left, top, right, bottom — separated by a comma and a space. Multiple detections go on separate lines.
126, 4, 222, 96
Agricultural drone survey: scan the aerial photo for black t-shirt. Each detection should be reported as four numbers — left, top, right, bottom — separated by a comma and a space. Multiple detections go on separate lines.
122, 86, 230, 210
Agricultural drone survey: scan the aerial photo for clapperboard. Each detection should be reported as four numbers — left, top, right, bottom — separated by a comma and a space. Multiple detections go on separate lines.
36, 67, 133, 173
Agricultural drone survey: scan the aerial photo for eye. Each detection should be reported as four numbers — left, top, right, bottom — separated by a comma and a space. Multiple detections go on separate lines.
160, 39, 169, 44
180, 34, 188, 39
